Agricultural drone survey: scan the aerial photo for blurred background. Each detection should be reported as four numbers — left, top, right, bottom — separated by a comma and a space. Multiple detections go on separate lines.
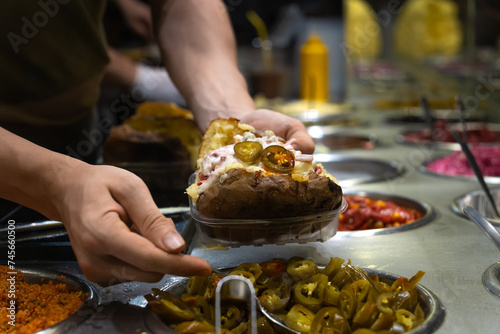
96, 0, 500, 207
101, 0, 500, 121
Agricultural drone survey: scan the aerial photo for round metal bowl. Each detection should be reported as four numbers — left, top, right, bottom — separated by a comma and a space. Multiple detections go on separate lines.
365, 268, 445, 334
483, 262, 500, 300
315, 154, 406, 187
147, 265, 445, 334
14, 267, 98, 333
384, 109, 486, 125
309, 128, 377, 151
396, 122, 500, 151
450, 187, 500, 227
420, 156, 500, 185
337, 191, 436, 236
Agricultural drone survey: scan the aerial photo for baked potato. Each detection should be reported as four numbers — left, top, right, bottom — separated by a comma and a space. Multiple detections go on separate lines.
187, 118, 343, 219
103, 102, 202, 167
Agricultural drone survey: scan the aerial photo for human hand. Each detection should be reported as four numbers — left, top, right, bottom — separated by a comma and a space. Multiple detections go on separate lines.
114, 0, 155, 42
238, 109, 315, 154
54, 163, 211, 286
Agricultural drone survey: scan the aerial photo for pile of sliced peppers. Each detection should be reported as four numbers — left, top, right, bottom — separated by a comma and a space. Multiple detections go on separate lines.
145, 257, 426, 334
233, 142, 295, 173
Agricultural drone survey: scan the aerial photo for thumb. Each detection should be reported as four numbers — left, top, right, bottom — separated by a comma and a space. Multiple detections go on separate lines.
135, 212, 186, 253
289, 130, 315, 154
110, 173, 186, 253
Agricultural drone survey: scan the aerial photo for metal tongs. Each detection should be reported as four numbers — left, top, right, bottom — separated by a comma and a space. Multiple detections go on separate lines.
215, 275, 300, 334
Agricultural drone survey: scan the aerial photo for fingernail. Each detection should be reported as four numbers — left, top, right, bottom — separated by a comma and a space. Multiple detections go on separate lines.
164, 233, 185, 251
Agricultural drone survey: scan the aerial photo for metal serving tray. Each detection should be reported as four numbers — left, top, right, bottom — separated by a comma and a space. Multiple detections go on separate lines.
143, 265, 445, 334
315, 154, 406, 187
13, 267, 99, 334
337, 191, 437, 237
450, 187, 500, 227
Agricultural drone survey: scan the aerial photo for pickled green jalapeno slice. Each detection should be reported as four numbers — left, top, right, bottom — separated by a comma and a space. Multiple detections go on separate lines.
146, 289, 196, 322
324, 282, 341, 306
310, 307, 351, 334
262, 145, 295, 173
186, 276, 208, 296
339, 288, 358, 320
227, 270, 257, 285
284, 304, 316, 333
232, 263, 263, 280
376, 292, 394, 315
394, 309, 418, 331
352, 298, 377, 327
287, 259, 319, 280
294, 273, 328, 308
259, 288, 290, 312
234, 141, 263, 162
348, 280, 372, 303
220, 305, 243, 329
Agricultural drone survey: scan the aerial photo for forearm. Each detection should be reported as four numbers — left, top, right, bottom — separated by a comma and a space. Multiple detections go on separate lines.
102, 48, 138, 90
0, 127, 83, 220
150, 0, 255, 131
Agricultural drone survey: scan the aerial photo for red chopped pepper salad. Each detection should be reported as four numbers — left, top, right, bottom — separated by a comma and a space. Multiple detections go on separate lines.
339, 196, 422, 231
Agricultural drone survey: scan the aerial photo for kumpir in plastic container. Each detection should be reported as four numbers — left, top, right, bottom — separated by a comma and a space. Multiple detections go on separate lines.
186, 118, 343, 220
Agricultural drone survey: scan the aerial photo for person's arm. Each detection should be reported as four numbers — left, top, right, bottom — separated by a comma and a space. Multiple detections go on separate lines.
112, 0, 155, 42
150, 0, 315, 154
0, 127, 211, 286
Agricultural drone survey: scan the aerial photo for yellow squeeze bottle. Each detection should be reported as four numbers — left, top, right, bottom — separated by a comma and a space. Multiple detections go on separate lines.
300, 33, 328, 102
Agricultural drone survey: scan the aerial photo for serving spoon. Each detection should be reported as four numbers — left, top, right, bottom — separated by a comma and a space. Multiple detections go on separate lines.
464, 206, 500, 253
215, 275, 300, 334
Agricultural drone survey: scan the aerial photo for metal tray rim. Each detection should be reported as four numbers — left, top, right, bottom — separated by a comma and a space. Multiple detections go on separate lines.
314, 154, 407, 187
12, 266, 99, 334
450, 188, 500, 226
482, 262, 500, 300
149, 266, 445, 334
395, 122, 500, 151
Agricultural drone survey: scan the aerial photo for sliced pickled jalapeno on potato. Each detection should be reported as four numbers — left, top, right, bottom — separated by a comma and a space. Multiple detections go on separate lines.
233, 141, 263, 162
262, 145, 295, 173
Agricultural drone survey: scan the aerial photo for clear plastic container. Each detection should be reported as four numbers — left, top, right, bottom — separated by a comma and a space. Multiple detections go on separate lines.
188, 174, 347, 248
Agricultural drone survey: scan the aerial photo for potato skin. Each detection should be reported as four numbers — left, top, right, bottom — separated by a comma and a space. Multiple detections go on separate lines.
197, 168, 343, 219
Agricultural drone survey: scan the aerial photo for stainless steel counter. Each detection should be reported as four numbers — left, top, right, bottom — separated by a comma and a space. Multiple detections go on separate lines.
187, 105, 500, 333
6, 75, 500, 333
